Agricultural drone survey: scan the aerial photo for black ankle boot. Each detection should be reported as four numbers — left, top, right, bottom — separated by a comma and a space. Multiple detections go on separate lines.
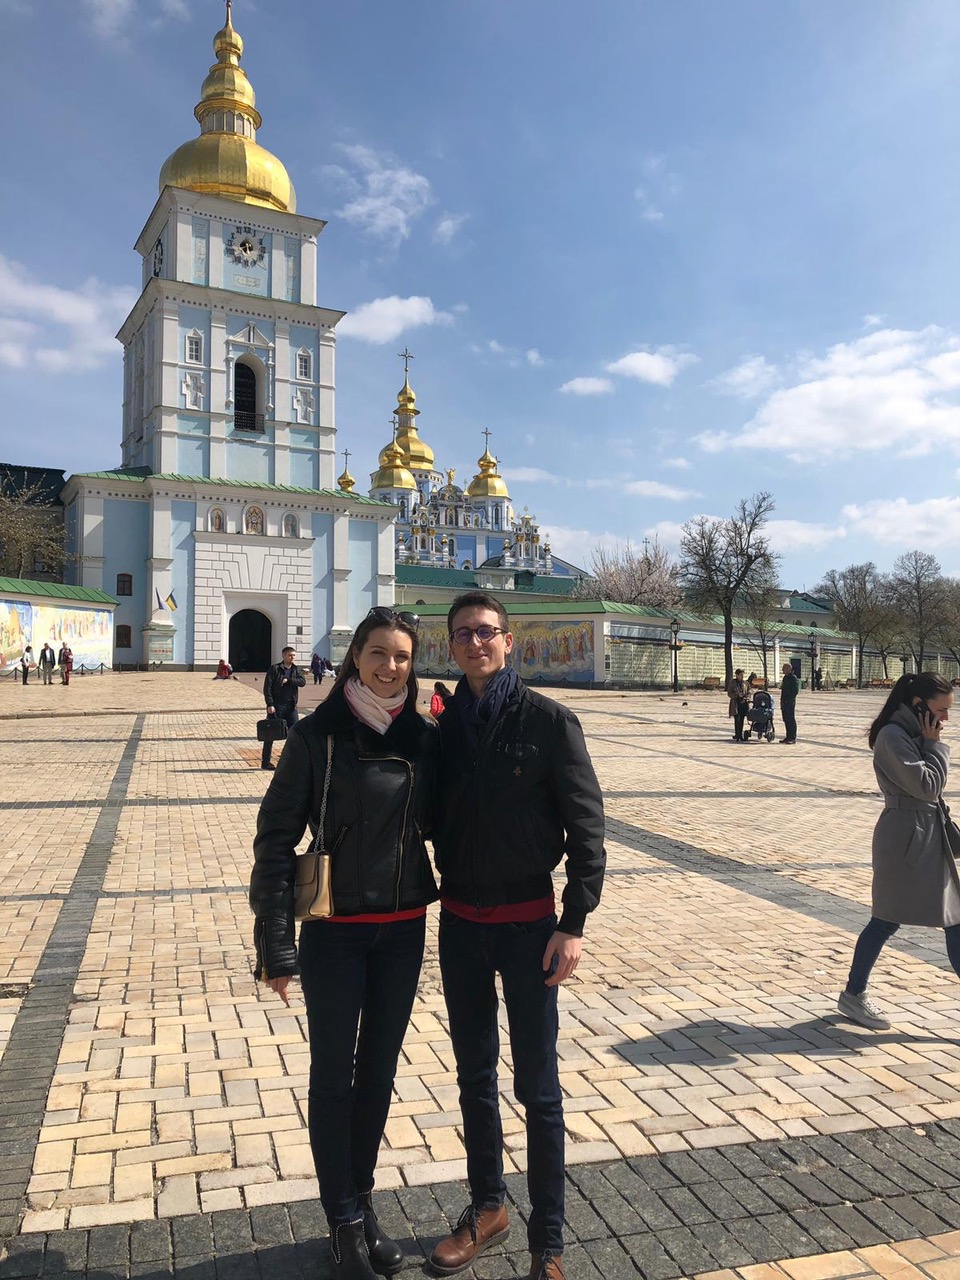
330, 1219, 378, 1280
358, 1192, 404, 1276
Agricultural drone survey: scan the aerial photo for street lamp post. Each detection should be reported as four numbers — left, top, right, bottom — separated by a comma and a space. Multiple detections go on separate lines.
670, 617, 680, 694
808, 629, 817, 692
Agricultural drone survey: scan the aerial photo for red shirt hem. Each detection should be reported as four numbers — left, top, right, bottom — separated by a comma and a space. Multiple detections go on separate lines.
440, 894, 555, 923
322, 906, 428, 924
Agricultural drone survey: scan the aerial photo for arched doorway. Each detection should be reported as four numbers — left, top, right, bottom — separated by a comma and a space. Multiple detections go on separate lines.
229, 609, 272, 672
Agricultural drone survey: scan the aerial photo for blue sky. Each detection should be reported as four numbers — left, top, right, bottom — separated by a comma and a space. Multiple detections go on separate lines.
3, 0, 960, 586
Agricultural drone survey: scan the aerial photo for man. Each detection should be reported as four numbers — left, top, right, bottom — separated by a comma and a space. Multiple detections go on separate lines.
780, 660, 800, 744
429, 592, 606, 1280
38, 642, 56, 686
261, 646, 305, 770
20, 645, 34, 686
726, 667, 749, 742
58, 643, 72, 686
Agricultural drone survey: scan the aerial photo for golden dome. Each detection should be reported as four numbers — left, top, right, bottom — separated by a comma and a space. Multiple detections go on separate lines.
337, 467, 356, 493
371, 438, 417, 492
394, 377, 436, 472
467, 446, 510, 499
159, 3, 296, 213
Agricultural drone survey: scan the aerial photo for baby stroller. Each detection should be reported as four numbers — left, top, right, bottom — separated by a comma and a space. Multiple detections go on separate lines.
743, 690, 776, 742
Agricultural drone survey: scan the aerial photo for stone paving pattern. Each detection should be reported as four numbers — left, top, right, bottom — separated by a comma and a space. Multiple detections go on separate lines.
3, 673, 960, 1278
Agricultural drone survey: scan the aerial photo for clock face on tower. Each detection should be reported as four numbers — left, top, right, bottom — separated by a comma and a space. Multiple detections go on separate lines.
152, 239, 163, 277
227, 225, 266, 269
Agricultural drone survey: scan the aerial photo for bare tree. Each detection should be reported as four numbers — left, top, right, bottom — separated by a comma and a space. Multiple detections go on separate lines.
576, 539, 683, 610
0, 472, 65, 581
933, 578, 960, 673
888, 550, 946, 671
739, 576, 788, 688
870, 586, 905, 679
814, 562, 884, 687
678, 492, 781, 684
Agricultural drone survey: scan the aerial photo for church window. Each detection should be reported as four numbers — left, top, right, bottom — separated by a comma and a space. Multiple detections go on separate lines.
234, 361, 263, 431
283, 514, 299, 538
115, 625, 132, 649
116, 573, 133, 596
182, 372, 204, 410
209, 508, 225, 533
494, 507, 501, 529
399, 499, 407, 520
244, 506, 265, 536
186, 332, 203, 363
293, 386, 314, 424
296, 349, 311, 380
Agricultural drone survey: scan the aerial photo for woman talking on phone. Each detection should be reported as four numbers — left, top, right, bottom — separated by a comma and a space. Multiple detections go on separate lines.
250, 608, 437, 1280
838, 671, 957, 1029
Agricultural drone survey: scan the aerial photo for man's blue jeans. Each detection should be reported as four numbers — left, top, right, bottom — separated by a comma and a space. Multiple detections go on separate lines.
438, 910, 564, 1253
299, 916, 426, 1227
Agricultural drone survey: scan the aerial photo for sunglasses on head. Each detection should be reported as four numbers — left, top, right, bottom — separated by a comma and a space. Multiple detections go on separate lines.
365, 606, 421, 631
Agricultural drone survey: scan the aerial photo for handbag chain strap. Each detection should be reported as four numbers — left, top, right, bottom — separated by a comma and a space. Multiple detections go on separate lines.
309, 735, 334, 854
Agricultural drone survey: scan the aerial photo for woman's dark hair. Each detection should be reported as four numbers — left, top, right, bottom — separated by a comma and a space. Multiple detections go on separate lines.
330, 610, 420, 702
434, 681, 452, 697
867, 671, 953, 747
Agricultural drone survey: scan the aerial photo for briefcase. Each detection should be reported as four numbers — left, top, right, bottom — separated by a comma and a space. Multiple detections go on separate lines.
256, 717, 288, 744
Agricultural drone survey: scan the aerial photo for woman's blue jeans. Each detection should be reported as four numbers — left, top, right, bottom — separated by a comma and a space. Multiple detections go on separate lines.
438, 910, 564, 1253
299, 916, 425, 1228
846, 916, 960, 994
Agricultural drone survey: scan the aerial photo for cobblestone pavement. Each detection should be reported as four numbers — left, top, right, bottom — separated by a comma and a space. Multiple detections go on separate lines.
3, 674, 960, 1278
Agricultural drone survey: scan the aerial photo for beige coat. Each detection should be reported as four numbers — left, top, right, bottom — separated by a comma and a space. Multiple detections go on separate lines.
871, 704, 960, 927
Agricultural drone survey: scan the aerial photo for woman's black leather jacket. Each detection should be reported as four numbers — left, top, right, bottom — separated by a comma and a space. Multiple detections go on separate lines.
250, 687, 438, 978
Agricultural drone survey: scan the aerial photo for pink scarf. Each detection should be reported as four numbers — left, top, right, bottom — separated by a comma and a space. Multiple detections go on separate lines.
344, 675, 407, 734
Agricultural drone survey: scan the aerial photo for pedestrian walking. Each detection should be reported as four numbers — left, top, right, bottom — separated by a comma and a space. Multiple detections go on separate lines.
58, 643, 73, 685
726, 668, 749, 741
838, 672, 957, 1029
251, 607, 436, 1280
780, 661, 800, 743
20, 645, 34, 685
38, 643, 56, 685
261, 646, 306, 770
430, 681, 451, 718
429, 592, 606, 1280
311, 652, 323, 685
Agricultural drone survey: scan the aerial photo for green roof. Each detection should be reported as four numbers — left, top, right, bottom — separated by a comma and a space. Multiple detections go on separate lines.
70, 470, 390, 507
0, 577, 118, 606
395, 565, 480, 588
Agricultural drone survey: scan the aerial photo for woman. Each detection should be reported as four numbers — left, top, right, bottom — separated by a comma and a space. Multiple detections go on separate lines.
311, 651, 323, 685
726, 668, 749, 742
251, 607, 437, 1280
430, 681, 452, 718
838, 671, 956, 1029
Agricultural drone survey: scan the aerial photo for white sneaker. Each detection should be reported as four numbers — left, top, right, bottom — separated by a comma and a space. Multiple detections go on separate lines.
837, 989, 890, 1030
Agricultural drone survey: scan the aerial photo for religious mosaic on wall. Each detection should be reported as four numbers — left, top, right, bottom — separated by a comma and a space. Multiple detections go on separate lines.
417, 617, 595, 683
0, 599, 114, 671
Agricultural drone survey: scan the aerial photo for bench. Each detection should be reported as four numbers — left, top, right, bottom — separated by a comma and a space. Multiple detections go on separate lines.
702, 676, 722, 690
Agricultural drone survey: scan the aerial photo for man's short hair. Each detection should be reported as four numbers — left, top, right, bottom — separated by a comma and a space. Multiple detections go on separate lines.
447, 591, 509, 636
282, 646, 295, 655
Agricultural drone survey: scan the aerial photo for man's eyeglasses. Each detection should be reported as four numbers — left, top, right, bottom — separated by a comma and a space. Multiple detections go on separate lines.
365, 606, 420, 630
449, 624, 506, 645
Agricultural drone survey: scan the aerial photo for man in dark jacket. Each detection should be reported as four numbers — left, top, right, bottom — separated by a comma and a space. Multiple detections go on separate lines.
262, 646, 305, 769
780, 660, 800, 744
429, 593, 605, 1280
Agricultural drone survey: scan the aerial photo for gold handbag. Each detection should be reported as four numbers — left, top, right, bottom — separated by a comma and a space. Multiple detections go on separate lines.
294, 736, 335, 921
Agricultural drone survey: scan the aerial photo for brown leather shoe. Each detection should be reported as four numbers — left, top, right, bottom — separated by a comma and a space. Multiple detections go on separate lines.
530, 1252, 565, 1280
429, 1204, 510, 1276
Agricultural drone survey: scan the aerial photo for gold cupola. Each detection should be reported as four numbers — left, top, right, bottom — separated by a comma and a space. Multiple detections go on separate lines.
467, 441, 510, 499
370, 433, 417, 492
393, 376, 436, 473
159, 3, 296, 213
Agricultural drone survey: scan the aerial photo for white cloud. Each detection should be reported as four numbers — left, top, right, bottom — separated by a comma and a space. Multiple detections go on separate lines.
524, 432, 536, 447
622, 480, 697, 500
559, 376, 613, 396
661, 456, 690, 470
605, 346, 698, 386
711, 355, 778, 399
766, 519, 846, 552
540, 524, 620, 565
502, 467, 562, 484
338, 295, 454, 344
526, 348, 544, 367
634, 154, 681, 224
842, 497, 960, 548
0, 256, 136, 373
326, 144, 434, 246
696, 325, 960, 460
488, 339, 508, 355
433, 213, 468, 245
862, 313, 884, 330
82, 0, 187, 40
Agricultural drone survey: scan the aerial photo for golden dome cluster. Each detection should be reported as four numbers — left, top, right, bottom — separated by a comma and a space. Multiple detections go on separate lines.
159, 3, 296, 213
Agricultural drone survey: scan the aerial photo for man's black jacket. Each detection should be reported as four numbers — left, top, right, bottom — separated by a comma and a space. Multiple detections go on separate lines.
250, 689, 438, 978
263, 661, 306, 708
433, 680, 605, 936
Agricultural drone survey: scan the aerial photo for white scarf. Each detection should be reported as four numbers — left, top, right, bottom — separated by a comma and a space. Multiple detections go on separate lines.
344, 675, 408, 734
